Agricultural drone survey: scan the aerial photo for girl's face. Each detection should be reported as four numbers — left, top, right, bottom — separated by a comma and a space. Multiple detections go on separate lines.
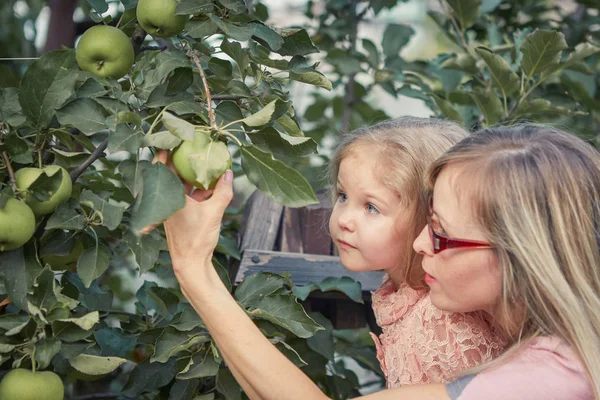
413, 166, 502, 314
329, 147, 411, 275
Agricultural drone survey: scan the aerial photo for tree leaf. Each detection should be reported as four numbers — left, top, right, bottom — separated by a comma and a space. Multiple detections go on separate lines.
306, 313, 335, 361
19, 49, 78, 128
251, 23, 284, 51
29, 266, 58, 312
0, 247, 41, 311
475, 47, 520, 96
241, 100, 278, 126
216, 368, 242, 400
293, 276, 364, 304
86, 0, 108, 13
278, 29, 319, 56
288, 56, 332, 90
249, 127, 317, 158
247, 294, 323, 338
382, 24, 414, 58
234, 272, 288, 308
34, 337, 61, 370
241, 145, 318, 207
169, 379, 200, 400
176, 0, 214, 15
94, 328, 137, 357
70, 353, 127, 375
46, 201, 85, 230
122, 358, 178, 397
469, 89, 504, 126
56, 98, 109, 135
185, 17, 219, 39
151, 327, 209, 363
141, 130, 183, 149
171, 305, 205, 332
123, 228, 164, 273
446, 0, 481, 31
80, 189, 124, 231
76, 244, 110, 288
221, 38, 250, 79
57, 311, 100, 330
162, 111, 196, 141
108, 124, 142, 154
431, 95, 463, 122
520, 29, 568, 78
129, 161, 186, 235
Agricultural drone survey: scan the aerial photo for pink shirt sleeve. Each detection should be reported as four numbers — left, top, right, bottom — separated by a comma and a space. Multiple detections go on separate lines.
446, 337, 593, 400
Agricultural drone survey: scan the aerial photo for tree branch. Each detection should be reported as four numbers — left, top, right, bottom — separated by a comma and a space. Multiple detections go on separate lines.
69, 139, 109, 182
187, 50, 217, 130
212, 95, 249, 101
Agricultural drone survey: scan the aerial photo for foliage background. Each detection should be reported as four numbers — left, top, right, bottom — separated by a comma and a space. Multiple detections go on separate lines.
1, 0, 599, 399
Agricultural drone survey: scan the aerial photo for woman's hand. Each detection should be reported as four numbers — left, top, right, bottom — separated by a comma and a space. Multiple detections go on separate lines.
154, 150, 233, 281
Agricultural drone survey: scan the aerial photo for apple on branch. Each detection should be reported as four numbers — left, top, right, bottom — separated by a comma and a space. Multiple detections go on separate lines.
15, 165, 73, 216
0, 198, 36, 252
76, 25, 135, 79
137, 0, 189, 38
0, 368, 64, 400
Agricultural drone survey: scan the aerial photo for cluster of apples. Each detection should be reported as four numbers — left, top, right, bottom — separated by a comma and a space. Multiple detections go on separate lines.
0, 165, 72, 253
76, 0, 189, 79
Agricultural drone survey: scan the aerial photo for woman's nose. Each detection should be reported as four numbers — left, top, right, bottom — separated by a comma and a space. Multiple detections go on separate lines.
413, 224, 433, 256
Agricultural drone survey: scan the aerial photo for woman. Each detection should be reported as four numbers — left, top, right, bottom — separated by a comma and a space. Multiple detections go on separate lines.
159, 124, 600, 399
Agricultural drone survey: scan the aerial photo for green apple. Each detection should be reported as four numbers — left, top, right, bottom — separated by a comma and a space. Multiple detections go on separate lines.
136, 0, 189, 38
0, 368, 64, 400
15, 165, 73, 216
172, 131, 232, 190
42, 239, 84, 271
76, 25, 134, 79
0, 198, 36, 252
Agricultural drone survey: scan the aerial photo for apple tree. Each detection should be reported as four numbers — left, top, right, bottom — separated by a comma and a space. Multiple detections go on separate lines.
0, 1, 364, 398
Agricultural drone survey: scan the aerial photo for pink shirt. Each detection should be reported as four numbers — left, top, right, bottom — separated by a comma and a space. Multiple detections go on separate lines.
370, 278, 505, 387
446, 336, 592, 399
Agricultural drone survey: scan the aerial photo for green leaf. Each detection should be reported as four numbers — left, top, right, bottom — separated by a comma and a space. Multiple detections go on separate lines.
29, 266, 58, 311
169, 379, 200, 400
162, 111, 196, 141
247, 294, 323, 338
362, 39, 380, 68
185, 17, 219, 38
57, 311, 100, 330
382, 24, 415, 58
293, 276, 364, 304
56, 98, 109, 135
166, 67, 193, 95
216, 368, 242, 400
241, 146, 318, 208
431, 95, 463, 122
306, 313, 334, 361
123, 228, 165, 273
442, 53, 479, 75
469, 89, 504, 126
21, 168, 63, 203
46, 201, 85, 230
129, 161, 186, 235
141, 130, 183, 149
446, 0, 481, 31
34, 337, 61, 369
248, 127, 317, 158
221, 38, 250, 79
241, 100, 278, 126
234, 272, 288, 308
475, 47, 520, 96
288, 55, 332, 90
80, 190, 124, 231
220, 0, 246, 13
76, 244, 110, 288
108, 124, 142, 154
152, 327, 209, 363
94, 328, 137, 357
251, 23, 284, 51
70, 353, 128, 375
520, 29, 568, 78
0, 247, 41, 311
208, 57, 233, 77
19, 49, 78, 128
176, 0, 214, 15
122, 358, 178, 397
87, 0, 108, 13
278, 29, 319, 56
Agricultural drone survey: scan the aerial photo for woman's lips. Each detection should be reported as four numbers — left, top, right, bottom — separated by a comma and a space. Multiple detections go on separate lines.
424, 273, 437, 285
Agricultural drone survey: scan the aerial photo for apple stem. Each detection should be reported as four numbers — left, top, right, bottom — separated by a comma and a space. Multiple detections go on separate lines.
31, 345, 37, 373
1, 151, 18, 197
186, 50, 217, 131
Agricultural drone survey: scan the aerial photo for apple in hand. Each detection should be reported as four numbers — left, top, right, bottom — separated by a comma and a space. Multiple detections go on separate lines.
136, 0, 189, 38
0, 198, 36, 252
42, 238, 84, 271
172, 131, 232, 190
15, 165, 73, 216
0, 368, 64, 400
76, 25, 135, 79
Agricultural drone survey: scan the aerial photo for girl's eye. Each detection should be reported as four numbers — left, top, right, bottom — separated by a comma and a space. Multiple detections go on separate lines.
366, 203, 379, 214
337, 192, 348, 203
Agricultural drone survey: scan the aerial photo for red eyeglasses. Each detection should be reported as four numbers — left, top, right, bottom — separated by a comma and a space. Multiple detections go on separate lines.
427, 196, 493, 254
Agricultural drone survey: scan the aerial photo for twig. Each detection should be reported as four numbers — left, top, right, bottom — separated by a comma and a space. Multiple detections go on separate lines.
69, 139, 109, 182
212, 95, 249, 101
140, 45, 168, 51
70, 394, 119, 400
1, 152, 17, 195
187, 50, 217, 130
438, 0, 470, 52
0, 297, 11, 308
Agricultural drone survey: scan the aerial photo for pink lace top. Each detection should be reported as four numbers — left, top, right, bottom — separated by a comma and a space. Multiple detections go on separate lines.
370, 277, 506, 388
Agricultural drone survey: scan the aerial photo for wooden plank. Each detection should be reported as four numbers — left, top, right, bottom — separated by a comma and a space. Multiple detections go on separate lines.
238, 190, 283, 252
236, 249, 385, 293
299, 191, 332, 255
279, 207, 304, 253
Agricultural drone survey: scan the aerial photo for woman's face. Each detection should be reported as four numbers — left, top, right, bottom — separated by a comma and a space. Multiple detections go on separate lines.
413, 165, 502, 314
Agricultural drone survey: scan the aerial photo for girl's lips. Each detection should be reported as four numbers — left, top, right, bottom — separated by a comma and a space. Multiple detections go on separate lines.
337, 239, 355, 250
424, 273, 437, 285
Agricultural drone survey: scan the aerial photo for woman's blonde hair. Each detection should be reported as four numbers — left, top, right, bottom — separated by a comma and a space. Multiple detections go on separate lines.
328, 117, 468, 288
426, 124, 600, 398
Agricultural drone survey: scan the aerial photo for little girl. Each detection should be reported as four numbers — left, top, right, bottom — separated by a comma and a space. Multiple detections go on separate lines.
328, 117, 506, 387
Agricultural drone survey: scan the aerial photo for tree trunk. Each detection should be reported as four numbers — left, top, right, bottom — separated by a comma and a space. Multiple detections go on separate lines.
43, 0, 78, 53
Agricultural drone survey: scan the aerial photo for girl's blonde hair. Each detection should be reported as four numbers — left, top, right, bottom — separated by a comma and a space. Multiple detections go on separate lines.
426, 124, 600, 398
328, 117, 468, 288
